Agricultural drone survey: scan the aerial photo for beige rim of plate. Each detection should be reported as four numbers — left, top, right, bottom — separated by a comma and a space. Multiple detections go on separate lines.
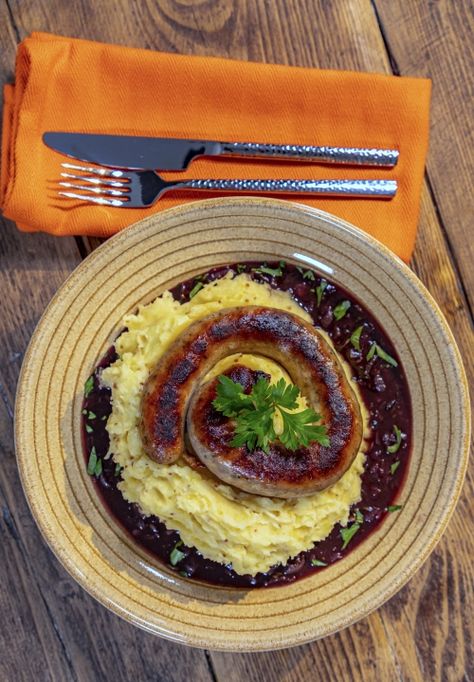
15, 198, 470, 651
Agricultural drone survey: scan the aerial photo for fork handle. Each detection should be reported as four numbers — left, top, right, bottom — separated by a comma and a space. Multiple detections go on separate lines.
219, 141, 399, 167
176, 178, 397, 198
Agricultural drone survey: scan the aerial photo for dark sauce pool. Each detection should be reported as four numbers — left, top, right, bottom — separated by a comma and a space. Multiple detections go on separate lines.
82, 261, 412, 588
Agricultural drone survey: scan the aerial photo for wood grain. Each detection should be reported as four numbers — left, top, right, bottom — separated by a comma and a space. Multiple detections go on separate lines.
1, 0, 472, 680
374, 0, 474, 313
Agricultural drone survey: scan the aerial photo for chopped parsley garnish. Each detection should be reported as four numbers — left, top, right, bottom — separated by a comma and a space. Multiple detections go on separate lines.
85, 424, 93, 434
387, 504, 403, 512
314, 279, 327, 306
297, 266, 315, 281
170, 541, 186, 566
213, 375, 329, 453
101, 415, 107, 421
114, 463, 122, 477
84, 376, 94, 397
333, 300, 351, 321
87, 447, 102, 477
310, 558, 327, 567
350, 325, 364, 351
88, 411, 96, 420
340, 522, 360, 549
82, 409, 87, 415
189, 281, 204, 299
253, 264, 284, 277
390, 461, 401, 475
387, 425, 402, 454
236, 264, 246, 274
366, 343, 398, 367
354, 509, 364, 524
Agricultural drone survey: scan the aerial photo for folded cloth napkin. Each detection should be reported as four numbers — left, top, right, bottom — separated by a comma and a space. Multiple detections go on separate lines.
1, 32, 431, 262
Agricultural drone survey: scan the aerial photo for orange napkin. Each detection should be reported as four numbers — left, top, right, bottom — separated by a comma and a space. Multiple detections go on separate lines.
1, 32, 431, 262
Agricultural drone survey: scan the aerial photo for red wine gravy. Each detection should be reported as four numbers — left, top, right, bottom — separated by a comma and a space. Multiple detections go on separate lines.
82, 261, 412, 588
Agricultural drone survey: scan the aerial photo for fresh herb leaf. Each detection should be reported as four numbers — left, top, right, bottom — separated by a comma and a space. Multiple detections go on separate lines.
189, 281, 204, 299
366, 343, 377, 361
82, 409, 87, 415
297, 266, 315, 281
314, 279, 328, 306
236, 264, 246, 274
387, 504, 403, 512
390, 461, 401, 475
350, 325, 364, 351
387, 425, 402, 454
341, 522, 360, 549
94, 458, 102, 477
310, 558, 327, 567
85, 424, 93, 433
214, 375, 329, 453
101, 415, 108, 421
84, 376, 94, 397
88, 411, 97, 420
333, 300, 351, 321
170, 541, 186, 566
375, 344, 398, 367
179, 570, 189, 578
355, 509, 364, 524
114, 463, 122, 477
253, 264, 283, 277
87, 447, 97, 475
279, 260, 286, 270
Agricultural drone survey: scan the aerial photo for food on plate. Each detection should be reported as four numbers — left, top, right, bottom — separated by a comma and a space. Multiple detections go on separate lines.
82, 261, 410, 586
141, 306, 363, 497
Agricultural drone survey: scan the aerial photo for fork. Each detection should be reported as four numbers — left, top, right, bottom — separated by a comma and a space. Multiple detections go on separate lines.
58, 163, 397, 207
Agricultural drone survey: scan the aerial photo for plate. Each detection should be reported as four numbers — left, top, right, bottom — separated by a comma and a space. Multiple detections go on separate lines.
15, 198, 470, 651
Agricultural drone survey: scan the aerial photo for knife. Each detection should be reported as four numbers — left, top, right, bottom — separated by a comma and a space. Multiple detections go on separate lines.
43, 132, 399, 170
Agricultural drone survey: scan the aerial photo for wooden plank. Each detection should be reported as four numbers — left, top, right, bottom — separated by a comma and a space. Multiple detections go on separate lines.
373, 0, 474, 312
2, 0, 472, 680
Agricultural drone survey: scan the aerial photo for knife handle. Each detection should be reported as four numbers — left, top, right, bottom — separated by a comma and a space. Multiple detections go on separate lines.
219, 141, 399, 167
178, 178, 397, 198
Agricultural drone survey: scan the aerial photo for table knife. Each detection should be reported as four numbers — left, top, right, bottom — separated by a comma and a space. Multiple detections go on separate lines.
43, 132, 399, 170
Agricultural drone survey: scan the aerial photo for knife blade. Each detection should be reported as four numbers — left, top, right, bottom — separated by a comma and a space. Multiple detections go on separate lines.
43, 132, 399, 170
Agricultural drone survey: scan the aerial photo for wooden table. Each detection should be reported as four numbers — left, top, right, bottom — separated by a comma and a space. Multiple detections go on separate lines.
1, 2, 472, 680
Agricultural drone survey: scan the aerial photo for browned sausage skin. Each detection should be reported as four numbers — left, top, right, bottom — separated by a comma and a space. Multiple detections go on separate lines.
140, 306, 363, 496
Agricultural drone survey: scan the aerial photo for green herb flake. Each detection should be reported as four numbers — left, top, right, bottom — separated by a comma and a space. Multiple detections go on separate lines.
189, 281, 204, 299
279, 260, 286, 270
310, 558, 327, 567
366, 343, 377, 361
114, 463, 122, 477
387, 425, 402, 454
84, 375, 94, 397
314, 279, 328, 306
85, 424, 93, 434
350, 325, 364, 351
88, 411, 97, 420
253, 264, 283, 277
387, 504, 403, 513
333, 300, 351, 321
101, 415, 108, 421
341, 523, 361, 550
87, 447, 98, 475
355, 509, 364, 524
297, 266, 315, 281
375, 344, 398, 367
179, 570, 189, 578
213, 375, 329, 453
236, 264, 246, 274
170, 541, 186, 566
94, 458, 103, 477
390, 461, 401, 475
82, 409, 87, 415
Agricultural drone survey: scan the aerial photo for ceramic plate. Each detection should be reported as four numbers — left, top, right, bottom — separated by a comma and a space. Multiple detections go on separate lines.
15, 198, 470, 651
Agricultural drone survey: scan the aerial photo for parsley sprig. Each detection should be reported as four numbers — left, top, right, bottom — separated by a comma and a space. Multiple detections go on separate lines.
212, 375, 329, 453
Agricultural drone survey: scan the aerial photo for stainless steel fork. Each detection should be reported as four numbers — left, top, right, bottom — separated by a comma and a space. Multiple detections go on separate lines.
58, 163, 397, 207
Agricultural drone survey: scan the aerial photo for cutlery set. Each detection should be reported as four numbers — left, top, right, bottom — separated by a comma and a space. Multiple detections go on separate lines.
43, 132, 399, 207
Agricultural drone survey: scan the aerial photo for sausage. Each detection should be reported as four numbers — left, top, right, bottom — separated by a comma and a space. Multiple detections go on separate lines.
140, 306, 363, 496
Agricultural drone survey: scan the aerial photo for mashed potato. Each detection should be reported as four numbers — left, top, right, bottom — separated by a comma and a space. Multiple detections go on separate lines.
102, 273, 366, 575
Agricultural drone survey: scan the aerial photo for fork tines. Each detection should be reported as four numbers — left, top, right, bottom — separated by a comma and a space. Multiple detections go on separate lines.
58, 162, 130, 205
